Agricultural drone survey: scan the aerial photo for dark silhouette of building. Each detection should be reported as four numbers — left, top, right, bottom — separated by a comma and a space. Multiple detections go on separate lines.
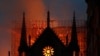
18, 11, 80, 56
8, 51, 10, 56
85, 0, 100, 56
18, 12, 29, 56
66, 12, 80, 56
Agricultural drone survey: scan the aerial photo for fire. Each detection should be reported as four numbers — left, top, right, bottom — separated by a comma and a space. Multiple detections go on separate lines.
30, 39, 35, 45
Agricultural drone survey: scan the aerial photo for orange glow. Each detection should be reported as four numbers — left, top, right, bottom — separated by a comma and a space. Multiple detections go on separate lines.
24, 0, 46, 22
0, 46, 9, 56
11, 22, 87, 56
30, 39, 35, 45
10, 1, 87, 55
59, 34, 64, 37
10, 29, 20, 56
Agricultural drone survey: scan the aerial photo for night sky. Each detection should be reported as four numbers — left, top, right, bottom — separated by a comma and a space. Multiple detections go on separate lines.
0, 0, 87, 56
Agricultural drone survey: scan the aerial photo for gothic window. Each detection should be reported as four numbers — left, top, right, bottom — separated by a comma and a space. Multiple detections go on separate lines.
73, 51, 76, 56
22, 52, 25, 56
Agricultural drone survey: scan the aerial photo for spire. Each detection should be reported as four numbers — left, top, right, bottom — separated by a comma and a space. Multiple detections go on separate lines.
73, 11, 75, 20
67, 11, 80, 52
28, 35, 31, 47
20, 11, 27, 45
8, 51, 10, 56
47, 11, 50, 27
71, 11, 78, 43
66, 35, 68, 46
18, 12, 28, 53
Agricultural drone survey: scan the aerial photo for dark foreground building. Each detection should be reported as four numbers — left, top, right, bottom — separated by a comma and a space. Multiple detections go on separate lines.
18, 11, 80, 56
86, 0, 100, 56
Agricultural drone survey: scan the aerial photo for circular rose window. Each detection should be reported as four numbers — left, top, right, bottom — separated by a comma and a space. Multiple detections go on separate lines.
43, 46, 54, 56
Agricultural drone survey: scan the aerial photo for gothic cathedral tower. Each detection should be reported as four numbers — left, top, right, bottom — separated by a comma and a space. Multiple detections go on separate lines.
66, 11, 80, 56
18, 12, 28, 56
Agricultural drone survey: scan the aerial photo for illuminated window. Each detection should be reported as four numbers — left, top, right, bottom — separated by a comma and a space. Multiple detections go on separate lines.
22, 52, 25, 56
73, 51, 76, 56
43, 46, 54, 56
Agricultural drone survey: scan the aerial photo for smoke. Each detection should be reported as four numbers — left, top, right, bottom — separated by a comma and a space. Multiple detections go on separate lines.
0, 0, 46, 56
43, 0, 74, 26
23, 0, 46, 21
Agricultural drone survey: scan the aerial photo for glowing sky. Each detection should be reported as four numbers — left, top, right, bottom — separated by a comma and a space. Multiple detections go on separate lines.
0, 0, 87, 56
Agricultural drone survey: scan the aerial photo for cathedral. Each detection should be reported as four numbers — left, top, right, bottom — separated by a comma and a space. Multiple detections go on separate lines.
18, 11, 80, 56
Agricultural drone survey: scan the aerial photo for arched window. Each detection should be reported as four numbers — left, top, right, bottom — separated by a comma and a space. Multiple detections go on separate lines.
73, 51, 76, 56
22, 52, 25, 56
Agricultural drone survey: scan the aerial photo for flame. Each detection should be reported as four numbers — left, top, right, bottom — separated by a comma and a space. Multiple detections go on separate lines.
30, 39, 35, 45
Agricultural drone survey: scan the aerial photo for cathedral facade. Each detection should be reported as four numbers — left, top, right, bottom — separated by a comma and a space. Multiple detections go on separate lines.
18, 11, 80, 56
